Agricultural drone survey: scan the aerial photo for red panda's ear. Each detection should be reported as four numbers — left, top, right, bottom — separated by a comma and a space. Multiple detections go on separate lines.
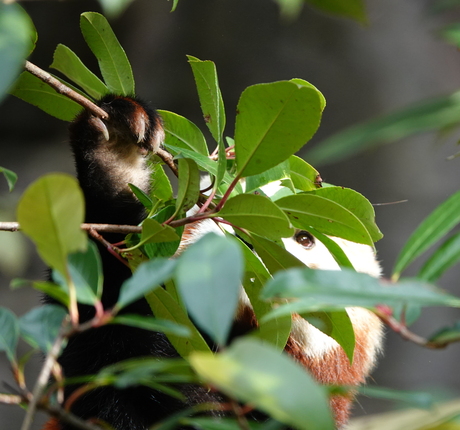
42, 418, 61, 430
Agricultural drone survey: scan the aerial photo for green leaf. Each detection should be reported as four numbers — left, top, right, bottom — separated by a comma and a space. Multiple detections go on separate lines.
276, 193, 373, 246
129, 183, 153, 211
159, 110, 209, 155
261, 268, 460, 318
117, 258, 177, 309
141, 218, 180, 244
50, 44, 109, 99
393, 190, 460, 279
52, 241, 103, 305
187, 56, 225, 144
11, 279, 70, 307
249, 234, 305, 275
11, 71, 82, 121
189, 338, 335, 430
0, 167, 18, 192
358, 386, 434, 409
307, 187, 382, 242
217, 194, 294, 240
244, 160, 291, 194
19, 305, 67, 353
164, 144, 243, 193
304, 0, 367, 23
307, 93, 460, 166
235, 81, 322, 177
17, 174, 87, 276
0, 3, 35, 103
301, 311, 355, 363
429, 320, 460, 344
145, 286, 211, 356
175, 158, 200, 214
234, 236, 291, 349
150, 160, 174, 202
440, 23, 460, 49
110, 314, 190, 338
0, 307, 19, 362
289, 155, 321, 192
175, 233, 243, 346
80, 12, 134, 95
290, 78, 326, 111
98, 0, 135, 18
418, 232, 460, 282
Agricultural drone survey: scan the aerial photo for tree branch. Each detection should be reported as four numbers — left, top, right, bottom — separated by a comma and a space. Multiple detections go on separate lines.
24, 61, 108, 120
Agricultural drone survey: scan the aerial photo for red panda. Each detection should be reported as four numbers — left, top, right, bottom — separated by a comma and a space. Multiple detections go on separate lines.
42, 95, 383, 430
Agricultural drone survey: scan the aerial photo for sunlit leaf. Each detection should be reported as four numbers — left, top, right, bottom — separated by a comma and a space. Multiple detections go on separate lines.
235, 81, 322, 177
189, 338, 335, 430
141, 218, 180, 244
80, 12, 134, 95
289, 155, 321, 192
17, 174, 87, 276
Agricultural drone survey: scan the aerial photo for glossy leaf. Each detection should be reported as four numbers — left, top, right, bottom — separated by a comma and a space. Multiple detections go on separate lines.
418, 232, 460, 282
159, 110, 209, 156
0, 167, 18, 192
50, 44, 109, 99
150, 160, 174, 202
0, 3, 35, 103
234, 81, 322, 177
189, 338, 334, 430
0, 307, 19, 362
276, 193, 373, 246
217, 194, 294, 240
110, 314, 190, 338
307, 187, 382, 242
290, 78, 326, 111
11, 71, 82, 121
305, 0, 367, 23
187, 56, 225, 144
117, 258, 177, 309
17, 174, 87, 277
19, 305, 67, 353
307, 92, 460, 166
393, 190, 460, 279
175, 233, 243, 346
80, 12, 134, 95
175, 158, 200, 214
244, 160, 291, 194
261, 268, 460, 319
141, 218, 180, 244
289, 155, 321, 192
145, 286, 211, 356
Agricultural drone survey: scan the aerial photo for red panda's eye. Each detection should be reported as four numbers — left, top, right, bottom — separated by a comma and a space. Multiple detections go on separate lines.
295, 230, 315, 249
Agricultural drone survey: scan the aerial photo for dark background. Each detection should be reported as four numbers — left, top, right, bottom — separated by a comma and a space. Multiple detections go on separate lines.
1, 0, 460, 428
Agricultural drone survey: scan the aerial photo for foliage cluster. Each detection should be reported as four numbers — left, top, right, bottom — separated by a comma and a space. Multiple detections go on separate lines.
1, 2, 460, 430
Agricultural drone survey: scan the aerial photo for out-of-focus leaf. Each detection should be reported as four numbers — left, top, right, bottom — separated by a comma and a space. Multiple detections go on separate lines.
110, 314, 190, 337
307, 92, 460, 166
19, 305, 67, 353
0, 3, 35, 103
17, 174, 87, 277
418, 232, 460, 282
175, 233, 243, 346
0, 167, 18, 192
393, 190, 460, 280
429, 320, 460, 344
0, 307, 19, 362
80, 12, 134, 95
189, 338, 334, 430
304, 0, 367, 23
97, 0, 135, 18
358, 386, 434, 409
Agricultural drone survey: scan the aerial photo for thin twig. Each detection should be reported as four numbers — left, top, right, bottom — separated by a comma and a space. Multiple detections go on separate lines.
0, 393, 22, 405
0, 222, 142, 234
156, 148, 178, 177
24, 61, 108, 120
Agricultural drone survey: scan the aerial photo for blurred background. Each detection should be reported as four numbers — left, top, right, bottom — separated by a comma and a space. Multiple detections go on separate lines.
1, 0, 460, 428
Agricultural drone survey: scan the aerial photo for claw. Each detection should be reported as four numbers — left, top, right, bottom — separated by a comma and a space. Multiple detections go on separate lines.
133, 110, 148, 144
89, 116, 110, 141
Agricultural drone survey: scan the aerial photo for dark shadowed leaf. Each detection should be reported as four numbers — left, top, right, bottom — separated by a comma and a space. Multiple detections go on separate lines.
0, 167, 18, 192
0, 307, 19, 362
